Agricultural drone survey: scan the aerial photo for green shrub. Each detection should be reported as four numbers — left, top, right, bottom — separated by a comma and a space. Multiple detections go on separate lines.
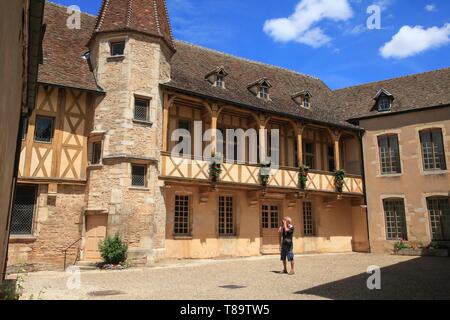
99, 234, 128, 265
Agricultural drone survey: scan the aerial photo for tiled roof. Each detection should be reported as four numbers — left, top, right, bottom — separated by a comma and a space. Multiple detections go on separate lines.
165, 41, 358, 129
333, 68, 450, 121
92, 0, 175, 51
39, 2, 449, 127
38, 2, 101, 92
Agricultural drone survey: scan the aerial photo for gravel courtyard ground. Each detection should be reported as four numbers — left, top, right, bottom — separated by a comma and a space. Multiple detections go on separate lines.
15, 253, 450, 300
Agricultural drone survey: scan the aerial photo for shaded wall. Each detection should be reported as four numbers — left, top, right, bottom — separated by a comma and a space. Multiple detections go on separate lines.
0, 0, 26, 279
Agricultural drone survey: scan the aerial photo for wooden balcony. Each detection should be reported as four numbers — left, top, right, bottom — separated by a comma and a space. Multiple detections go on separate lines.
161, 154, 364, 195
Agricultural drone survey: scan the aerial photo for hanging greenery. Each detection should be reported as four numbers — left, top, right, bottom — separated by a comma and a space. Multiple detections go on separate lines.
259, 160, 271, 188
334, 169, 346, 193
209, 153, 223, 185
298, 165, 310, 190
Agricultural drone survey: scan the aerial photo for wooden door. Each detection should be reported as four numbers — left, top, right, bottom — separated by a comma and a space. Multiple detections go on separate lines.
84, 215, 108, 261
261, 203, 281, 254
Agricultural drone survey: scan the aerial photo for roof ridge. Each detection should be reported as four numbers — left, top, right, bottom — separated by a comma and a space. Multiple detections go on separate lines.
334, 67, 450, 92
174, 40, 325, 84
45, 1, 97, 18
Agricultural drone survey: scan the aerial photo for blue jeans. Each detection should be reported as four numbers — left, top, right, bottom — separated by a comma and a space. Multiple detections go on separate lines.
281, 246, 294, 262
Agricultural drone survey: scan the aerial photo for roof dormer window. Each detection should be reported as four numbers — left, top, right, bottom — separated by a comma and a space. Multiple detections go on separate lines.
291, 91, 312, 109
205, 66, 228, 89
216, 74, 225, 88
378, 95, 391, 112
248, 78, 272, 100
373, 88, 394, 113
259, 85, 269, 99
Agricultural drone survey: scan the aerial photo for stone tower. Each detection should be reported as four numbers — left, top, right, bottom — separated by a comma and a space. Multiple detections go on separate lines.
85, 0, 175, 265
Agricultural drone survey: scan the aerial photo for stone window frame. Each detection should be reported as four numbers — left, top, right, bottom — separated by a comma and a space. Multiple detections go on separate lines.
377, 134, 402, 175
130, 163, 148, 188
173, 192, 193, 238
374, 130, 404, 178
380, 195, 409, 241
421, 192, 450, 242
426, 196, 450, 241
110, 40, 125, 57
106, 36, 128, 62
87, 132, 105, 168
419, 127, 447, 172
217, 194, 237, 237
9, 184, 42, 242
132, 93, 154, 126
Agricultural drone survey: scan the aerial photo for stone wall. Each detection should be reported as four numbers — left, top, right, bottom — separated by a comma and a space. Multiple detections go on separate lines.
8, 184, 85, 271
84, 33, 171, 265
361, 107, 450, 253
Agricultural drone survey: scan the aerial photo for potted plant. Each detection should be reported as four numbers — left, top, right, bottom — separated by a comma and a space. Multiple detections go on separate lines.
334, 169, 346, 193
209, 153, 223, 188
259, 160, 271, 189
298, 165, 309, 190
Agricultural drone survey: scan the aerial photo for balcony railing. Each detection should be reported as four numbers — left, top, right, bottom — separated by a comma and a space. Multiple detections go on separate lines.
160, 154, 364, 195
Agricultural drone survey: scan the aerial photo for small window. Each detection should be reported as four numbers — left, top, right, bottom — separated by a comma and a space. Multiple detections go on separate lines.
378, 96, 391, 112
420, 129, 446, 171
11, 185, 37, 235
383, 198, 407, 240
216, 74, 225, 88
134, 98, 150, 122
378, 135, 401, 174
327, 145, 335, 172
303, 95, 311, 109
174, 195, 191, 236
303, 142, 315, 169
90, 141, 102, 165
259, 86, 269, 99
131, 164, 147, 187
427, 197, 450, 241
20, 116, 28, 140
34, 116, 54, 143
110, 41, 125, 56
219, 196, 235, 236
303, 201, 314, 236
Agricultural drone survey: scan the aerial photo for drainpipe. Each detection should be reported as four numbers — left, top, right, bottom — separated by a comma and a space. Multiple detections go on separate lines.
358, 129, 372, 253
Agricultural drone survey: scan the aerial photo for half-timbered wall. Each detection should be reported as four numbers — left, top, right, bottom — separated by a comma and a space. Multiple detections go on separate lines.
18, 85, 92, 182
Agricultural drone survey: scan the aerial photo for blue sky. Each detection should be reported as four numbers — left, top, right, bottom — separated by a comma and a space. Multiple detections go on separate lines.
54, 0, 449, 89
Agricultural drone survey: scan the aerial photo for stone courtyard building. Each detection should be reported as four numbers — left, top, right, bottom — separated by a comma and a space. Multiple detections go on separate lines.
7, 0, 449, 270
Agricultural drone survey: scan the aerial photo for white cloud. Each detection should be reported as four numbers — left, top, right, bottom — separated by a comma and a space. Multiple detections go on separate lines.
425, 4, 436, 12
263, 0, 353, 48
380, 24, 450, 59
374, 0, 392, 10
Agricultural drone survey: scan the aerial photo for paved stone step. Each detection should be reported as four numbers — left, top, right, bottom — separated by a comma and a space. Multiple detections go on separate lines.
73, 261, 99, 271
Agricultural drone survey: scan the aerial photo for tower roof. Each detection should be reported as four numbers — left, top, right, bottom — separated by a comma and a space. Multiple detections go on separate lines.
91, 0, 175, 51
